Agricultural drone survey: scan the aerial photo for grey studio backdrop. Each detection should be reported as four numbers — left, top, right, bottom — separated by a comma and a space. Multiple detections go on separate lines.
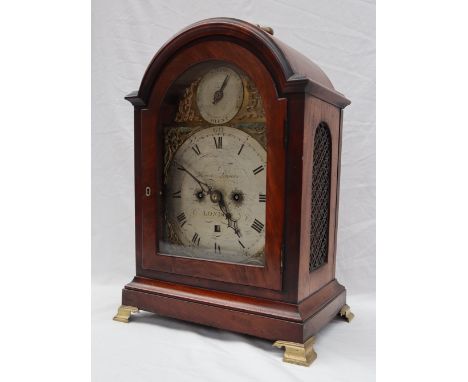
92, 1, 375, 381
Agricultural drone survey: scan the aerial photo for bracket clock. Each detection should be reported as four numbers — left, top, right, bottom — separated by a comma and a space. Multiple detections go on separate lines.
114, 18, 353, 367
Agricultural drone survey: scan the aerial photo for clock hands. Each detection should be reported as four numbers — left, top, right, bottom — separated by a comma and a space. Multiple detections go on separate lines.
175, 161, 212, 195
210, 190, 241, 238
175, 160, 241, 237
212, 75, 230, 104
219, 75, 230, 93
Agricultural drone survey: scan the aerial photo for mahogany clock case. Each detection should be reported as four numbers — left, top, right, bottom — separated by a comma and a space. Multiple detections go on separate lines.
119, 18, 351, 345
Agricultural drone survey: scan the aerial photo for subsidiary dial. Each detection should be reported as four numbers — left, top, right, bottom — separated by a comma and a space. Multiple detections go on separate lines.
196, 66, 244, 124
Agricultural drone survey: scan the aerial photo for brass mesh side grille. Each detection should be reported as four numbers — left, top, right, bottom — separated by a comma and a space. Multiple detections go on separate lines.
309, 123, 332, 272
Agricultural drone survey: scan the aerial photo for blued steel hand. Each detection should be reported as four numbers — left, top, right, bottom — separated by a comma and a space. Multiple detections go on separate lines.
175, 161, 212, 195
212, 75, 230, 104
175, 161, 240, 237
212, 190, 241, 237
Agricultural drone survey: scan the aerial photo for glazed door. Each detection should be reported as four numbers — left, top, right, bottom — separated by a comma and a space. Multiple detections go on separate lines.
137, 40, 286, 291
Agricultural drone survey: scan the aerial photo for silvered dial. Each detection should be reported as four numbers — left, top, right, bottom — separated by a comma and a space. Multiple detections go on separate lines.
196, 66, 244, 124
164, 126, 266, 264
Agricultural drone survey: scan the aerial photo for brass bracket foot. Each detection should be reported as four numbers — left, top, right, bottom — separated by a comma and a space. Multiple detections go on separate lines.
113, 305, 138, 323
339, 304, 355, 322
273, 336, 317, 367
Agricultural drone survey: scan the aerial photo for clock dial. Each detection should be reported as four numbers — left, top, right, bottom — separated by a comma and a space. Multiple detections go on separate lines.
162, 126, 266, 264
196, 66, 244, 124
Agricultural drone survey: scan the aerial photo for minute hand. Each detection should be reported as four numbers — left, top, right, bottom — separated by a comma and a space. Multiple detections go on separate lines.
175, 162, 212, 195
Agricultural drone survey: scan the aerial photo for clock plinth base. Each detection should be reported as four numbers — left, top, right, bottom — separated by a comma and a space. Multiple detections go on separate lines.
339, 304, 355, 322
273, 337, 317, 367
113, 305, 139, 323
118, 276, 347, 344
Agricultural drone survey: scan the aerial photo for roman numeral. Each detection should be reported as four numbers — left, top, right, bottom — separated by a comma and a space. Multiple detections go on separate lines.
172, 190, 181, 198
192, 144, 201, 156
214, 243, 221, 253
251, 219, 264, 233
192, 232, 200, 246
213, 136, 222, 149
252, 165, 264, 175
237, 144, 244, 155
259, 193, 266, 202
238, 240, 245, 249
176, 212, 187, 227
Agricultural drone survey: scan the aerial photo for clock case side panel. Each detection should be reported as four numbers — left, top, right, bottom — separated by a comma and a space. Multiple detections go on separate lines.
297, 95, 346, 302
281, 91, 306, 302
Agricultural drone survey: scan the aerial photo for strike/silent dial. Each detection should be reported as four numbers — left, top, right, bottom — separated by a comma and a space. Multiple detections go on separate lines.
196, 66, 244, 124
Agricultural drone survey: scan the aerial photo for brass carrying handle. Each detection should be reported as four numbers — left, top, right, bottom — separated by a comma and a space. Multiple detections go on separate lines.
256, 24, 274, 35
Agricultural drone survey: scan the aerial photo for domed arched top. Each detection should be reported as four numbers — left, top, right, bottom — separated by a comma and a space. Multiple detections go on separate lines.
126, 18, 350, 108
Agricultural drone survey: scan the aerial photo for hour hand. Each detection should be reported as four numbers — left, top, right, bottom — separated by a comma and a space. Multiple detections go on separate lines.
215, 192, 241, 237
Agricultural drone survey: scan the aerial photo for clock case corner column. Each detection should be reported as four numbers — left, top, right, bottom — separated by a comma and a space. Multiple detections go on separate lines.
124, 95, 150, 278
